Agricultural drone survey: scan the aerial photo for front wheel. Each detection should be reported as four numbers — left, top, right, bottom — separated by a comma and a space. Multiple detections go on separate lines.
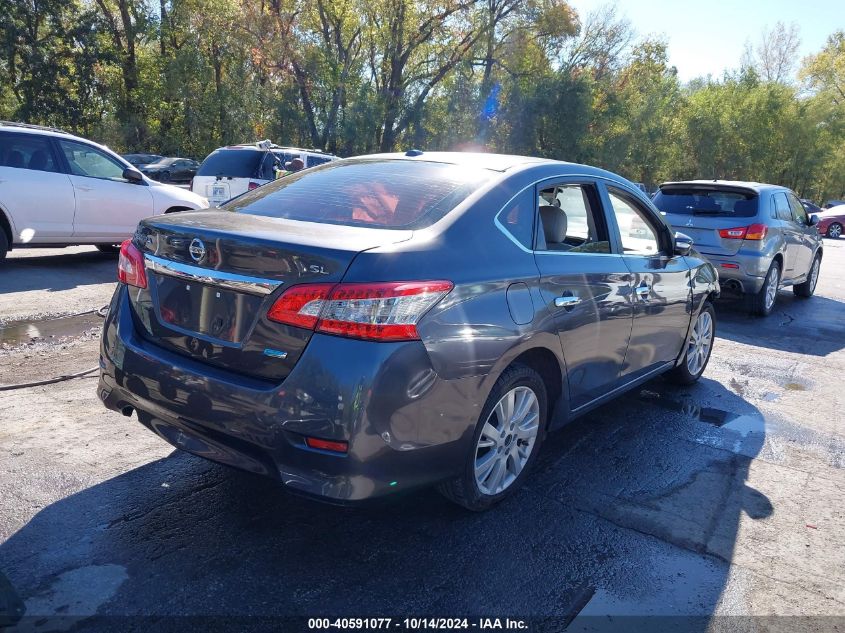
667, 302, 716, 385
827, 223, 842, 239
793, 254, 821, 298
437, 364, 546, 511
750, 261, 780, 317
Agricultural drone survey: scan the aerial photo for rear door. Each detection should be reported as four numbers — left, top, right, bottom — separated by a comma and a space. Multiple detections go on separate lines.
602, 185, 692, 379
0, 131, 75, 242
56, 138, 153, 242
772, 191, 800, 278
787, 192, 815, 277
532, 178, 634, 410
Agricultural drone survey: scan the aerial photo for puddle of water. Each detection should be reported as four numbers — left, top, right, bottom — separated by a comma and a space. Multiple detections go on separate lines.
784, 382, 805, 391
0, 312, 103, 346
638, 389, 762, 430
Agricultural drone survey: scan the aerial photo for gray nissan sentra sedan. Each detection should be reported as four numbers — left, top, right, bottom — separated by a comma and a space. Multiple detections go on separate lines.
99, 152, 719, 510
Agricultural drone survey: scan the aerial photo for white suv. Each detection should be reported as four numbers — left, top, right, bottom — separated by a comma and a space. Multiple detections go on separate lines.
0, 122, 208, 260
192, 142, 337, 206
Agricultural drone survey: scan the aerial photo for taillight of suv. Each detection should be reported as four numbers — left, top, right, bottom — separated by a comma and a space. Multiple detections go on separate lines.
718, 224, 768, 240
267, 281, 453, 341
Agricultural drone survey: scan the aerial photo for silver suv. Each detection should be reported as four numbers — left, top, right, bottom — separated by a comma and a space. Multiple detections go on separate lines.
654, 180, 823, 316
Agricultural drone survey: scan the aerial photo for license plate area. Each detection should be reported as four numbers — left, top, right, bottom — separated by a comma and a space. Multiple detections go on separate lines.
208, 184, 229, 203
153, 274, 262, 343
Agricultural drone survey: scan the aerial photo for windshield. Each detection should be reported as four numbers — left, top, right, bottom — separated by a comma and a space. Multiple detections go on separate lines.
222, 159, 493, 229
197, 149, 264, 178
653, 188, 758, 217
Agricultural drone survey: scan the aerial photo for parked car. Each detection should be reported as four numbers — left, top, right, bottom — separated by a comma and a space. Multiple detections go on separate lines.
823, 199, 845, 209
654, 180, 822, 316
817, 204, 845, 239
122, 153, 164, 168
800, 199, 823, 215
191, 142, 337, 206
140, 157, 200, 184
0, 122, 207, 260
99, 151, 718, 510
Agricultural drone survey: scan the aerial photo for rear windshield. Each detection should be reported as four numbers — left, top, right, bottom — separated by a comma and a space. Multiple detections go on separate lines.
197, 149, 266, 178
222, 159, 493, 229
654, 188, 758, 218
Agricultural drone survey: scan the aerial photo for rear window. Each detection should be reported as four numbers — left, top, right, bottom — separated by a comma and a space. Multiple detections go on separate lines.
654, 188, 758, 218
222, 159, 492, 229
197, 149, 265, 178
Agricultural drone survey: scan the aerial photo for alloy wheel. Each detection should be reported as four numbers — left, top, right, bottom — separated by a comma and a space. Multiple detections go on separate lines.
474, 386, 539, 496
764, 266, 779, 311
809, 258, 820, 292
829, 223, 842, 239
686, 310, 713, 376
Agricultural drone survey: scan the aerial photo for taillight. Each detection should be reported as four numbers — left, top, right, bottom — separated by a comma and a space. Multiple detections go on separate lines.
117, 239, 147, 288
267, 281, 453, 341
248, 181, 260, 190
745, 223, 768, 240
305, 437, 348, 453
718, 226, 747, 239
267, 283, 333, 329
718, 224, 768, 241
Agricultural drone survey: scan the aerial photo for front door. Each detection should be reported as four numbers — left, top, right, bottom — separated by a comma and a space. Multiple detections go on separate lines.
602, 185, 692, 380
772, 191, 801, 279
56, 139, 153, 242
533, 180, 634, 410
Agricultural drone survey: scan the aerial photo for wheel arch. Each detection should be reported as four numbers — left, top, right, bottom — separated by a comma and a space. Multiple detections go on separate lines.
164, 206, 192, 214
498, 345, 565, 430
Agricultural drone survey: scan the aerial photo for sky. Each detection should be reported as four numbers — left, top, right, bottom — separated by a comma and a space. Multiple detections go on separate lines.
566, 0, 844, 81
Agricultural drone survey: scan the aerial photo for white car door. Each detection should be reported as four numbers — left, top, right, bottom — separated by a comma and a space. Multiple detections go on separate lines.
0, 131, 76, 243
56, 139, 153, 242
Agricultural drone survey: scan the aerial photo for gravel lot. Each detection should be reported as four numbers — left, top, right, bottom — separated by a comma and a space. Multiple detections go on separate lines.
1, 241, 844, 631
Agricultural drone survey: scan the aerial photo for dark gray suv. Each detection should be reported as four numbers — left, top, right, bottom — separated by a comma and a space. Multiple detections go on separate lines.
654, 181, 823, 316
99, 152, 719, 510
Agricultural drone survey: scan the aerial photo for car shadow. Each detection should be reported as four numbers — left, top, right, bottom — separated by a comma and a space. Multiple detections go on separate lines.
714, 292, 845, 356
0, 378, 767, 630
0, 249, 117, 294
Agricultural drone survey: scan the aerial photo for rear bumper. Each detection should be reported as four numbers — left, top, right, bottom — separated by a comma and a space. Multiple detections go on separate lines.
98, 285, 479, 503
697, 250, 772, 294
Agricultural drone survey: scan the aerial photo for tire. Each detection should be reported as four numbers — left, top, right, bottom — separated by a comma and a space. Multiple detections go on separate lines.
0, 230, 8, 261
437, 364, 547, 511
667, 302, 715, 385
96, 244, 120, 253
749, 261, 780, 317
159, 171, 171, 183
827, 223, 842, 239
793, 254, 821, 298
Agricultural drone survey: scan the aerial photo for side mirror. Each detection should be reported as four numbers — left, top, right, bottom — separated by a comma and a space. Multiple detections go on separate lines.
809, 214, 820, 226
123, 167, 144, 184
673, 231, 694, 256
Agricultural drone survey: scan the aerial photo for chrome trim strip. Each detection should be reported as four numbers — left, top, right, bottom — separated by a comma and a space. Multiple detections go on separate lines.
144, 254, 282, 296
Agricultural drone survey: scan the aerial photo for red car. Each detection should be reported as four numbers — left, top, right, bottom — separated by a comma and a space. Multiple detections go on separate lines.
817, 205, 845, 239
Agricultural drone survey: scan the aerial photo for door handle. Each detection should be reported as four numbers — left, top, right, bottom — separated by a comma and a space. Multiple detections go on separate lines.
635, 283, 650, 301
554, 294, 581, 308
76, 185, 93, 192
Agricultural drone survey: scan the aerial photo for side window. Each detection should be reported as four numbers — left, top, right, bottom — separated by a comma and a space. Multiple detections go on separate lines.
0, 132, 59, 173
773, 192, 792, 221
58, 140, 126, 181
536, 184, 610, 254
788, 193, 808, 225
606, 188, 662, 256
497, 189, 534, 250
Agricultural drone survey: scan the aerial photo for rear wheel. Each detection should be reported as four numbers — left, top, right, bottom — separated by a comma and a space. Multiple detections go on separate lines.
667, 302, 715, 385
437, 364, 546, 511
750, 261, 780, 317
159, 171, 171, 183
828, 223, 842, 239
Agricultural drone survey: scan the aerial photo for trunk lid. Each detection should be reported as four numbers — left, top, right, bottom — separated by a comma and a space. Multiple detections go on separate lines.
655, 185, 760, 256
131, 210, 411, 381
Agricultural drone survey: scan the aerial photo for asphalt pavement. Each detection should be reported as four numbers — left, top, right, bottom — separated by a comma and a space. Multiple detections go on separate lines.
1, 241, 844, 632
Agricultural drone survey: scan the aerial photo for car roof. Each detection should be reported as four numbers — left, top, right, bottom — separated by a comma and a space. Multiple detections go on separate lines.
219, 144, 335, 156
659, 179, 786, 193
0, 122, 130, 163
348, 151, 615, 174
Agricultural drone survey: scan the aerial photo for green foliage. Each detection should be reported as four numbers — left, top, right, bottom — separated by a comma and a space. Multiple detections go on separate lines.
1, 1, 844, 200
